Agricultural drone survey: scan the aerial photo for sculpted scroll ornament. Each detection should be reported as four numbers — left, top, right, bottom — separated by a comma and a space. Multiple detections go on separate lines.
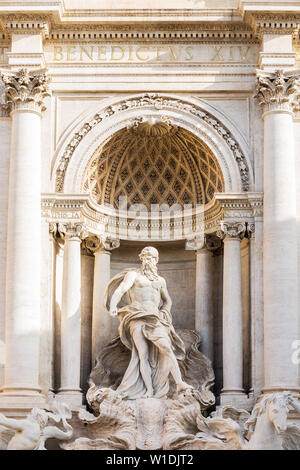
83, 235, 120, 254
185, 234, 221, 252
216, 221, 246, 240
255, 69, 300, 113
57, 222, 88, 240
0, 68, 50, 113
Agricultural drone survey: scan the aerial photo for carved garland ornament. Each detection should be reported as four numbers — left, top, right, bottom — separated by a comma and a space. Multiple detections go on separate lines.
55, 94, 250, 193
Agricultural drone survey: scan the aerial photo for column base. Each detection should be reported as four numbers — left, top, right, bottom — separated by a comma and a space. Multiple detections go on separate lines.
220, 389, 254, 411
261, 386, 300, 394
56, 389, 83, 410
0, 388, 47, 417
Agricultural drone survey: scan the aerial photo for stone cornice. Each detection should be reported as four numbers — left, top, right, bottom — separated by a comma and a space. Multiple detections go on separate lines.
1, 1, 300, 33
0, 13, 257, 43
0, 14, 51, 39
214, 192, 263, 218
239, 4, 300, 37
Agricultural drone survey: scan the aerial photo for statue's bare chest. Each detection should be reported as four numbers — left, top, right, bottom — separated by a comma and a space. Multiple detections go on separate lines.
133, 274, 162, 291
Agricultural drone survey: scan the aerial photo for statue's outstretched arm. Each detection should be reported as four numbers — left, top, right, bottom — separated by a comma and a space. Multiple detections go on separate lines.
109, 271, 137, 316
0, 413, 25, 432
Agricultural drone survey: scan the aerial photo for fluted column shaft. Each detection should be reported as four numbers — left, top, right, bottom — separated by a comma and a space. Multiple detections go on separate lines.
0, 69, 49, 405
217, 222, 246, 402
57, 223, 86, 407
256, 70, 300, 392
86, 236, 120, 364
195, 248, 214, 361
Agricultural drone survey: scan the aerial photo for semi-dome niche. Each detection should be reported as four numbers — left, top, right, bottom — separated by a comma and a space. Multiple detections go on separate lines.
82, 118, 224, 209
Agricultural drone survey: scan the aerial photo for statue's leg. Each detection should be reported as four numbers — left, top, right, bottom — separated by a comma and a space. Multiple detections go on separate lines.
155, 338, 193, 392
131, 324, 153, 397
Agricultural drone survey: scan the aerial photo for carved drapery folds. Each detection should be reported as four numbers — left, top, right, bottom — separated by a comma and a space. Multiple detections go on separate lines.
0, 68, 50, 113
216, 221, 246, 241
255, 69, 300, 114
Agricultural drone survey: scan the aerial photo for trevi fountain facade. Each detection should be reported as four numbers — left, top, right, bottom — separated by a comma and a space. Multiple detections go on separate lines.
0, 0, 300, 451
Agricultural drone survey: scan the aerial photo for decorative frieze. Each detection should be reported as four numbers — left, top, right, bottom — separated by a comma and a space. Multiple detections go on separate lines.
0, 68, 50, 113
255, 69, 300, 113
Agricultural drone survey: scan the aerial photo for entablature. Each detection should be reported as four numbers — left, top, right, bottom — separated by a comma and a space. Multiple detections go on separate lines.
41, 192, 263, 242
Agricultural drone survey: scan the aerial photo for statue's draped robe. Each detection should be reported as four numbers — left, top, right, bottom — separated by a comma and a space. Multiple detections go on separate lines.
104, 269, 185, 399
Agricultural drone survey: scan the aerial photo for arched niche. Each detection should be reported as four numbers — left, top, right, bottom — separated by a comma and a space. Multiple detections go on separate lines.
51, 93, 254, 196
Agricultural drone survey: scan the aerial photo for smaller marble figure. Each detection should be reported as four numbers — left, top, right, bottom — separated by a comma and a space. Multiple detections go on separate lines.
0, 401, 73, 450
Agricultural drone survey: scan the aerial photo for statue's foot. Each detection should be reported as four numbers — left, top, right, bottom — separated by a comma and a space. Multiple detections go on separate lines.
145, 388, 153, 398
177, 381, 194, 393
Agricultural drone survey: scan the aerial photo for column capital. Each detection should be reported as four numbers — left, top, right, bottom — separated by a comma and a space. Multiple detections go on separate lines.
84, 234, 120, 255
248, 222, 255, 240
0, 68, 50, 114
185, 234, 222, 253
57, 222, 88, 242
255, 69, 300, 114
217, 221, 246, 241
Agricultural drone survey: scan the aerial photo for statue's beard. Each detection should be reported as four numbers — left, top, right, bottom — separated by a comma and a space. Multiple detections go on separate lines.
141, 259, 159, 281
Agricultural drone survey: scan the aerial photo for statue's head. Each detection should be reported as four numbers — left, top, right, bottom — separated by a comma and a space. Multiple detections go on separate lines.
139, 246, 159, 280
139, 246, 159, 264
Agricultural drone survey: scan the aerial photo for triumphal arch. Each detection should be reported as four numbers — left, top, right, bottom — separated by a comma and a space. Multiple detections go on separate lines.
0, 0, 300, 451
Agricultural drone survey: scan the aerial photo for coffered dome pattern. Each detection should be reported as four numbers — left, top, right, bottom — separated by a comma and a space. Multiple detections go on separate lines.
82, 122, 224, 209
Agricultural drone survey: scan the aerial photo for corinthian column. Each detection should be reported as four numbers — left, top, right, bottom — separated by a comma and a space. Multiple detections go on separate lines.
217, 221, 246, 406
85, 236, 120, 364
0, 69, 50, 409
186, 234, 221, 362
256, 70, 300, 393
57, 223, 87, 408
